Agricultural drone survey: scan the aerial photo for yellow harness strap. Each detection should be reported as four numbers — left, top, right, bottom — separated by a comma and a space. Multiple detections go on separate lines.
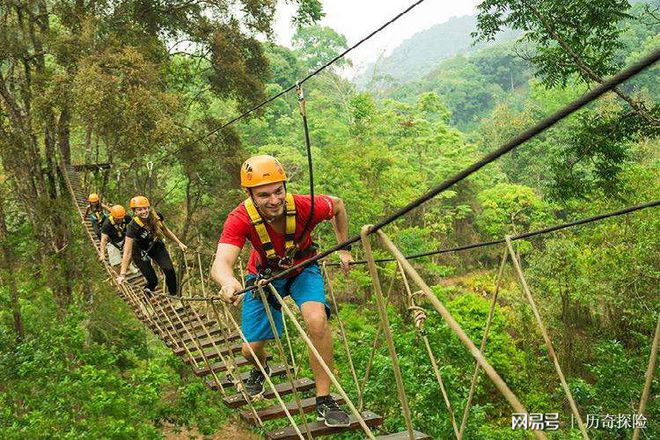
109, 216, 125, 236
134, 216, 163, 230
244, 193, 297, 262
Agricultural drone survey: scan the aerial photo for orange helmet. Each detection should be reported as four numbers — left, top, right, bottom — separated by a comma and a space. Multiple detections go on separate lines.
110, 205, 126, 219
129, 196, 150, 209
88, 193, 100, 203
240, 155, 287, 188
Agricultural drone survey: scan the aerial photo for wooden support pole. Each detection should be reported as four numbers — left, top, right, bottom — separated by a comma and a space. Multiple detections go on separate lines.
377, 230, 546, 440
361, 226, 416, 440
504, 236, 588, 440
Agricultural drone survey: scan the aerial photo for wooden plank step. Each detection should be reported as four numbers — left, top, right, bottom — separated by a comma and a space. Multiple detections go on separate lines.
173, 338, 240, 357
180, 327, 233, 344
151, 308, 205, 324
166, 325, 226, 343
241, 394, 344, 424
151, 308, 212, 326
224, 377, 316, 409
156, 315, 217, 333
150, 303, 205, 319
266, 410, 383, 440
144, 320, 195, 338
167, 331, 240, 351
126, 272, 143, 282
193, 355, 272, 377
180, 342, 243, 364
376, 431, 431, 439
182, 346, 238, 365
148, 305, 194, 320
206, 364, 289, 390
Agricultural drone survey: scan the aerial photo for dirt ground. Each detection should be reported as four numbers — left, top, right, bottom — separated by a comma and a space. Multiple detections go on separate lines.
162, 421, 260, 440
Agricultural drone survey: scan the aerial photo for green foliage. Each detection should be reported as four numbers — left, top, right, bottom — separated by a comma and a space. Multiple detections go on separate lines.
334, 287, 527, 439
293, 25, 349, 71
475, 0, 632, 87
0, 291, 233, 439
387, 43, 532, 129
476, 183, 553, 238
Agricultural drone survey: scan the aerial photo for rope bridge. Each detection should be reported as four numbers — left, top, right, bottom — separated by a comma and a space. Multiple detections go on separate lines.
63, 162, 659, 440
59, 20, 660, 440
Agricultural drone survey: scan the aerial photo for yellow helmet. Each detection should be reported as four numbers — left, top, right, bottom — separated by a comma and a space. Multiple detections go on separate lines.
129, 196, 150, 209
110, 205, 126, 219
88, 193, 100, 203
240, 155, 287, 188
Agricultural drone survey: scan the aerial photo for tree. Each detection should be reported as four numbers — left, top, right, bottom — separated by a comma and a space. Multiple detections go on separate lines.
474, 0, 656, 123
0, 0, 322, 307
476, 183, 553, 238
293, 25, 349, 71
0, 180, 23, 342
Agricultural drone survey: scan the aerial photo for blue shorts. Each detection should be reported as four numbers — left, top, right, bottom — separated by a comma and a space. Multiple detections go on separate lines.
241, 263, 330, 343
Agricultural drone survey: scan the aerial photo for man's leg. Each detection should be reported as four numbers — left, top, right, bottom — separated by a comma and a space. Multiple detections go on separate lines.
291, 264, 349, 427
301, 301, 333, 396
240, 283, 283, 397
242, 340, 269, 366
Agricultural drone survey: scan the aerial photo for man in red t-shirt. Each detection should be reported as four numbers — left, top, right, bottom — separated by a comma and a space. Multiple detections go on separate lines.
211, 155, 353, 427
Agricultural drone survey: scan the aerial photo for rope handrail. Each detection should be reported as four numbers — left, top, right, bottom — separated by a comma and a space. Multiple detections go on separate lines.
219, 48, 659, 297
327, 199, 660, 266
170, 198, 659, 302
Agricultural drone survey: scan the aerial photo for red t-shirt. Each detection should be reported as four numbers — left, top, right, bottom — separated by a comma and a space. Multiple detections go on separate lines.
219, 194, 335, 275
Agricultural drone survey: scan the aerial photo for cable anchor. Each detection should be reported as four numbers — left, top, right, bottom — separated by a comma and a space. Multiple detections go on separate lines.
295, 81, 306, 117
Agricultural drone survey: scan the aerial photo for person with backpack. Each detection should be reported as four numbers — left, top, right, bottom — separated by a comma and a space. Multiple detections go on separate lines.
116, 196, 187, 297
82, 193, 110, 239
98, 205, 132, 274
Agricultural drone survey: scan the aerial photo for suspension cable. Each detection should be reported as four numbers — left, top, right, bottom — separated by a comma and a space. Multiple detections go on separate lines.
327, 199, 660, 266
295, 83, 315, 248
154, 0, 428, 164
222, 48, 659, 296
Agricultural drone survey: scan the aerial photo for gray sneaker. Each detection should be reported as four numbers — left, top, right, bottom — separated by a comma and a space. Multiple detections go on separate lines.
244, 364, 271, 398
316, 395, 350, 427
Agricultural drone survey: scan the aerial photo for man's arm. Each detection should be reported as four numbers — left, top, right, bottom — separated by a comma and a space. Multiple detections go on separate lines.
82, 206, 90, 222
211, 243, 244, 305
328, 196, 353, 274
328, 196, 349, 243
101, 202, 112, 211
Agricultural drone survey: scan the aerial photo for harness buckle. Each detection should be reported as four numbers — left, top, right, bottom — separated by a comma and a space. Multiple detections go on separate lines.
277, 256, 293, 269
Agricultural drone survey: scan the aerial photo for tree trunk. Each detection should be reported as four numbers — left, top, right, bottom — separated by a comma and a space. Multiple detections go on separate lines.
58, 107, 71, 165
0, 185, 24, 342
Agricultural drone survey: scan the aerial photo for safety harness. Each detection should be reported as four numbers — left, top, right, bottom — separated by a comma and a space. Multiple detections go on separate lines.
90, 203, 104, 222
108, 215, 127, 250
133, 215, 165, 260
244, 192, 316, 274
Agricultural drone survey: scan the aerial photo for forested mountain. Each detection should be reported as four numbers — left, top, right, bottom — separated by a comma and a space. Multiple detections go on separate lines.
0, 0, 658, 439
358, 14, 521, 86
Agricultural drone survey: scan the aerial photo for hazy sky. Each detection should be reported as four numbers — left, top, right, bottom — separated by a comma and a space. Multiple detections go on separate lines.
273, 0, 482, 75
